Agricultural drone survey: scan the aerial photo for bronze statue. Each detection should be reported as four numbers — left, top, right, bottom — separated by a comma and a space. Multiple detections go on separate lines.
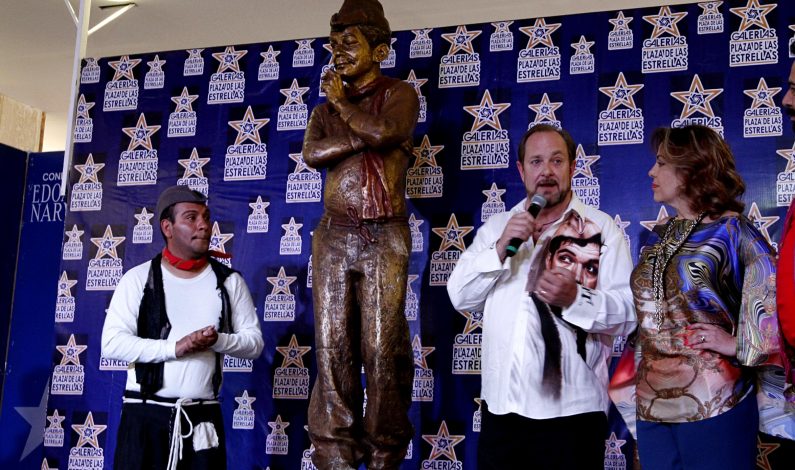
302, 0, 419, 469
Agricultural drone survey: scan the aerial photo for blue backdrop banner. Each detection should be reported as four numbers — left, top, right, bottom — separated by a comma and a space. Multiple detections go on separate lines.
43, 2, 795, 469
1, 152, 66, 468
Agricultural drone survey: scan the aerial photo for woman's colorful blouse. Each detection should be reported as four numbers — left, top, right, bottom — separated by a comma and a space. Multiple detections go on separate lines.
631, 215, 778, 422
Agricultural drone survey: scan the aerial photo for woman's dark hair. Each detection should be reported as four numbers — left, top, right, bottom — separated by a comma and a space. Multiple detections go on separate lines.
650, 125, 745, 218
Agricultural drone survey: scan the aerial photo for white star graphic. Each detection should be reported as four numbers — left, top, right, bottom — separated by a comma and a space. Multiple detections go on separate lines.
108, 55, 142, 81
412, 335, 435, 369
670, 75, 723, 119
519, 18, 562, 49
171, 87, 198, 113
432, 214, 474, 251
73, 154, 105, 184
280, 79, 309, 105
121, 114, 161, 151
212, 46, 248, 73
228, 106, 269, 145
267, 266, 297, 296
463, 89, 511, 132
90, 225, 125, 260
599, 72, 644, 111
276, 334, 312, 368
441, 25, 482, 55
178, 148, 210, 179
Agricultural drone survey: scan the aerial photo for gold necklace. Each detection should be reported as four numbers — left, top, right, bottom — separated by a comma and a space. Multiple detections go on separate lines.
650, 213, 705, 330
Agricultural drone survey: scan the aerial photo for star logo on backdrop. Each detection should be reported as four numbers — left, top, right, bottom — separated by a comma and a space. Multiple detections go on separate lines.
57, 271, 77, 297
14, 382, 50, 460
108, 55, 142, 81
408, 213, 424, 233
441, 25, 482, 55
407, 273, 419, 289
276, 334, 312, 368
280, 79, 309, 105
289, 153, 315, 174
671, 75, 722, 119
412, 28, 432, 41
730, 0, 776, 31
296, 39, 314, 51
209, 222, 233, 255
464, 89, 511, 132
572, 145, 600, 178
260, 45, 280, 63
72, 412, 106, 448
268, 415, 289, 435
91, 225, 125, 260
744, 77, 781, 109
609, 11, 634, 31
281, 217, 303, 238
56, 334, 87, 366
640, 206, 671, 231
599, 72, 644, 111
756, 435, 780, 470
571, 36, 595, 55
699, 1, 723, 15
422, 421, 465, 461
481, 183, 506, 203
178, 148, 210, 178
146, 54, 166, 72
643, 6, 688, 39
491, 21, 513, 33
321, 42, 334, 67
605, 432, 627, 456
404, 69, 428, 96
122, 114, 161, 151
747, 202, 778, 245
134, 208, 154, 226
235, 390, 256, 410
65, 225, 84, 243
433, 214, 473, 251
412, 335, 435, 369
47, 410, 66, 429
249, 196, 270, 216
529, 93, 562, 123
474, 397, 482, 411
519, 18, 561, 49
171, 87, 199, 113
40, 458, 54, 470
267, 267, 297, 296
229, 106, 269, 145
459, 311, 483, 334
212, 45, 248, 73
613, 214, 631, 233
412, 135, 444, 168
74, 154, 105, 184
777, 143, 795, 172
187, 49, 204, 60
75, 94, 94, 120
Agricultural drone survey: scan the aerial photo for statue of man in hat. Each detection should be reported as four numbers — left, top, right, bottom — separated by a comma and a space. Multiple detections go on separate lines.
302, 0, 419, 468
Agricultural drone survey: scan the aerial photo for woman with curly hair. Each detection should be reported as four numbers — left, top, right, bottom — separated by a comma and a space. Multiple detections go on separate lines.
630, 125, 780, 469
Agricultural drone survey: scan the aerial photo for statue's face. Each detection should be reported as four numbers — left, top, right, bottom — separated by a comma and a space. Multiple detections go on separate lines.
329, 26, 377, 81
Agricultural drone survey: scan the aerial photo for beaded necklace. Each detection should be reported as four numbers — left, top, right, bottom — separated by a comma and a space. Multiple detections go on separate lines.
650, 212, 705, 330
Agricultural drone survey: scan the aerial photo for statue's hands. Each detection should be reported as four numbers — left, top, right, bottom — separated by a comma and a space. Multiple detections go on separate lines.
321, 70, 348, 112
175, 325, 218, 358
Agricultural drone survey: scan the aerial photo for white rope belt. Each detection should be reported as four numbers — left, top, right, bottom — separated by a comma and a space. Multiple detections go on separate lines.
122, 396, 219, 470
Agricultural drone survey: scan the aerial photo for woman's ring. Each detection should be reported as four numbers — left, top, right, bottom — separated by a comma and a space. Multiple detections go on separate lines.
699, 335, 706, 344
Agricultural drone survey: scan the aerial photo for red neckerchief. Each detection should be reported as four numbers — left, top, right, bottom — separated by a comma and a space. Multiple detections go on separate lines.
162, 247, 231, 271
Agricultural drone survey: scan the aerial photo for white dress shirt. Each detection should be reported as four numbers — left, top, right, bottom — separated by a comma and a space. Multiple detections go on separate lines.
102, 261, 264, 399
447, 195, 636, 418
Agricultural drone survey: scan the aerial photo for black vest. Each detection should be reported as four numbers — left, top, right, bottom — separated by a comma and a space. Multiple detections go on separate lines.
135, 253, 235, 397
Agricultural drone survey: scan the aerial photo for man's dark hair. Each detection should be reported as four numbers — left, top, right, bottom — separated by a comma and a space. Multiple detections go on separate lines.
549, 233, 602, 256
517, 123, 577, 164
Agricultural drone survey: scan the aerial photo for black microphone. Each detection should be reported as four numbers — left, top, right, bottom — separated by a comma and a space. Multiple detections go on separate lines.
505, 194, 547, 257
